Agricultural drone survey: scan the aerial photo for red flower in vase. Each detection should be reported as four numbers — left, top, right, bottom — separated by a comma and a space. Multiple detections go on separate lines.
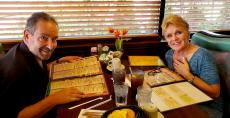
108, 27, 131, 51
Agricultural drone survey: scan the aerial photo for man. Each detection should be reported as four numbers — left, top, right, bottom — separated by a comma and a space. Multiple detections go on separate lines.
0, 12, 84, 118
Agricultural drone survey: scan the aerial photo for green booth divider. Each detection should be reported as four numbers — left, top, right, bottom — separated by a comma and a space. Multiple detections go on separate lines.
192, 31, 230, 52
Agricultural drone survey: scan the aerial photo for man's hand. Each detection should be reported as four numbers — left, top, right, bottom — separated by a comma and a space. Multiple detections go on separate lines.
18, 88, 84, 118
57, 56, 83, 63
47, 56, 82, 71
49, 88, 85, 105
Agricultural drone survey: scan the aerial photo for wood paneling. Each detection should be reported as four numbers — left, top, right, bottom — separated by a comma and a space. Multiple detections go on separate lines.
1, 36, 170, 63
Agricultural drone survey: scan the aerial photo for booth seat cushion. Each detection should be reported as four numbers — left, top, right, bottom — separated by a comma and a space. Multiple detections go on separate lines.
191, 31, 230, 116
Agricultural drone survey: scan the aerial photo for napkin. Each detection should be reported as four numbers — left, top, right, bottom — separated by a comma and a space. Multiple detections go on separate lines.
78, 109, 105, 118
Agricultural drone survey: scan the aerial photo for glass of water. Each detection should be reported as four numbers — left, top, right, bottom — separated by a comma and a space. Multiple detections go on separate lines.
136, 86, 152, 108
114, 84, 129, 106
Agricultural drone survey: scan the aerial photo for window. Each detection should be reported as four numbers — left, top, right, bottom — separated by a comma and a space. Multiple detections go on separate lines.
165, 0, 230, 32
0, 0, 161, 40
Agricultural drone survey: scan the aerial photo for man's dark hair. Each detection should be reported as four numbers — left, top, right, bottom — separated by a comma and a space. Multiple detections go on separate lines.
25, 12, 58, 35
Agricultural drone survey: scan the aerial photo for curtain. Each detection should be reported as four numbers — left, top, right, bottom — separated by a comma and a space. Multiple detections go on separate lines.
0, 0, 161, 39
165, 0, 230, 32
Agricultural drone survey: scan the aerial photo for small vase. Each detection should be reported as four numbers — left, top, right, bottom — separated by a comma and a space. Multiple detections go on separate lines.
113, 50, 123, 59
115, 38, 123, 51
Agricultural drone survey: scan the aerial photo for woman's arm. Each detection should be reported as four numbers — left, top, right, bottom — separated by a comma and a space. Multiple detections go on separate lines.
174, 57, 220, 98
189, 73, 220, 98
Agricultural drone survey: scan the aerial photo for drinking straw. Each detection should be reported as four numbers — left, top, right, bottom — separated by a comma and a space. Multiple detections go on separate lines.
129, 66, 133, 74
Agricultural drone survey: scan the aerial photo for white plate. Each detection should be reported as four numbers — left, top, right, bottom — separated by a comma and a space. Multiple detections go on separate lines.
78, 109, 163, 118
106, 64, 125, 71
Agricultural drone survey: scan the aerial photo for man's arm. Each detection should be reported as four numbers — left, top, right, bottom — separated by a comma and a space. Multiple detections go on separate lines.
47, 56, 83, 72
18, 88, 84, 118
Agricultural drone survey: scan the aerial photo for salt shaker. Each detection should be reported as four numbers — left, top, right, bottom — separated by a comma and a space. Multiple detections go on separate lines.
90, 47, 97, 56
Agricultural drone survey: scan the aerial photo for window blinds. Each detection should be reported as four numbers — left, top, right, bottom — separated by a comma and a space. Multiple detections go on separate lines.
0, 0, 161, 39
165, 0, 230, 32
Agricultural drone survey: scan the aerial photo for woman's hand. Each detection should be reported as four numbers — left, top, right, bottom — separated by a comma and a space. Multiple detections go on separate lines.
173, 57, 220, 98
173, 57, 191, 79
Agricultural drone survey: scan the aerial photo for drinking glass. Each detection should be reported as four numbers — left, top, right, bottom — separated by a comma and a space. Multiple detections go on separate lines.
136, 86, 152, 107
130, 69, 144, 97
114, 84, 129, 106
112, 68, 126, 84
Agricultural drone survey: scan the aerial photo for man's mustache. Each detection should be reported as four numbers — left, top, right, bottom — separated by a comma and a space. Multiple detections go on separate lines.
41, 47, 52, 53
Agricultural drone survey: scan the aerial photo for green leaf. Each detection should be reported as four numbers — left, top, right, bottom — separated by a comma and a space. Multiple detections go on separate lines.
122, 38, 131, 41
115, 37, 131, 51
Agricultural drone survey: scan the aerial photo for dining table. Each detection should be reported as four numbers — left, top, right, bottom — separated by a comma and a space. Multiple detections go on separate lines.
56, 57, 209, 118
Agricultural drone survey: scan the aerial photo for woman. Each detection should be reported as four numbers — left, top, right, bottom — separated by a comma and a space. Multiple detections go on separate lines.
161, 14, 222, 118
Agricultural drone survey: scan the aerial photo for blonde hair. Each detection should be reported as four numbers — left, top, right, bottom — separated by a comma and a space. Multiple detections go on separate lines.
161, 14, 189, 36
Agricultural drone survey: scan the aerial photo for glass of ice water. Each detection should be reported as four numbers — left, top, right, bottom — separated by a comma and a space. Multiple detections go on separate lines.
114, 84, 129, 106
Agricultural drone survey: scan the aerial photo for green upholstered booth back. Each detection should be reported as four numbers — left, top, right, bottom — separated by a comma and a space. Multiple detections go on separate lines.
192, 31, 230, 52
192, 31, 230, 116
